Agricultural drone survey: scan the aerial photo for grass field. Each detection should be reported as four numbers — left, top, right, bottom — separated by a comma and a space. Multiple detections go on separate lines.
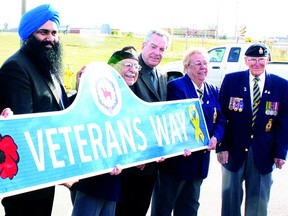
0, 32, 221, 69
1, 32, 288, 89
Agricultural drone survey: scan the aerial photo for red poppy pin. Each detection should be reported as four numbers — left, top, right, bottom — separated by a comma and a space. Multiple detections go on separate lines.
0, 134, 19, 180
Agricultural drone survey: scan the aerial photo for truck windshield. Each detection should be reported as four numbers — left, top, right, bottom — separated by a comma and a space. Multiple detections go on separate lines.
209, 47, 225, 62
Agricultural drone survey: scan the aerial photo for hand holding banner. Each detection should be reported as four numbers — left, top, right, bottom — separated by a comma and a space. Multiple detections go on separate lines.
0, 62, 209, 197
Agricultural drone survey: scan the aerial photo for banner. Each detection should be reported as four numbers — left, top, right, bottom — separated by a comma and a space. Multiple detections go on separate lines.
0, 62, 209, 197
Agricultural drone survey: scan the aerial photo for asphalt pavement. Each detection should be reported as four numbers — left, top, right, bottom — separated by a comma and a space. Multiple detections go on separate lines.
1, 152, 288, 215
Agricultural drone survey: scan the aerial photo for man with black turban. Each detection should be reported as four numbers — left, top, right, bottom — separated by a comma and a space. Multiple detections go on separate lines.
0, 4, 77, 215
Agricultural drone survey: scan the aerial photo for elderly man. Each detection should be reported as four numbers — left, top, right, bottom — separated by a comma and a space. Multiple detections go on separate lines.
70, 46, 140, 216
0, 4, 76, 215
217, 43, 288, 216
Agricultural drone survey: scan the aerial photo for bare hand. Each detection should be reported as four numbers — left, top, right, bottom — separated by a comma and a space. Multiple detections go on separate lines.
184, 149, 192, 157
156, 157, 165, 163
274, 158, 285, 169
217, 151, 229, 164
0, 108, 13, 118
207, 136, 217, 151
62, 179, 79, 188
110, 164, 122, 175
136, 164, 145, 170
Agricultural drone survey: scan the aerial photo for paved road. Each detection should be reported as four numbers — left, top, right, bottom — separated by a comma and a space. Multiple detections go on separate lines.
1, 152, 288, 215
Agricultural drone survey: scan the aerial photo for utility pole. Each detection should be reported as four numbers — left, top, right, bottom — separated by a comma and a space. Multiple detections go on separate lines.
20, 0, 26, 45
215, 0, 219, 39
235, 1, 239, 42
21, 0, 26, 15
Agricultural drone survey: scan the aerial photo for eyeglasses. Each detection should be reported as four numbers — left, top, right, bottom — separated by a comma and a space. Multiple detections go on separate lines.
121, 62, 142, 71
190, 62, 208, 67
247, 58, 267, 65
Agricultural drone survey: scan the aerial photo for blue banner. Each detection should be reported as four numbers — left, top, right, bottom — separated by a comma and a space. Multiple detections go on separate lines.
0, 62, 209, 197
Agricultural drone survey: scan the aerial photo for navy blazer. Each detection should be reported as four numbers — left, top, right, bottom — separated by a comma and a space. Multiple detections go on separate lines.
217, 70, 288, 174
72, 172, 124, 202
160, 74, 225, 180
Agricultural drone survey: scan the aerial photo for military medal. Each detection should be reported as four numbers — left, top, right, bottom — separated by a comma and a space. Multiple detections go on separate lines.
265, 119, 273, 132
229, 97, 243, 112
234, 98, 239, 111
238, 98, 244, 112
229, 97, 235, 110
265, 101, 271, 115
213, 107, 217, 123
273, 102, 279, 116
265, 101, 279, 116
229, 97, 244, 112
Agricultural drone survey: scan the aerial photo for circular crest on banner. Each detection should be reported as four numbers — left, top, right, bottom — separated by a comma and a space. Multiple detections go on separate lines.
87, 62, 122, 116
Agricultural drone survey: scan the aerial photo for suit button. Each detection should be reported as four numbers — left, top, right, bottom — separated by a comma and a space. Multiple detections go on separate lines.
251, 135, 254, 139
245, 148, 248, 152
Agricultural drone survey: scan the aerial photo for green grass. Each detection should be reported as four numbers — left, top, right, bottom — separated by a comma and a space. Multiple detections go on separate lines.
0, 32, 224, 72
1, 32, 287, 89
0, 32, 219, 89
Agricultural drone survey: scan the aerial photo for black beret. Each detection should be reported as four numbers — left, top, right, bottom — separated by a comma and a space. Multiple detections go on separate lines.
245, 43, 269, 57
108, 46, 138, 65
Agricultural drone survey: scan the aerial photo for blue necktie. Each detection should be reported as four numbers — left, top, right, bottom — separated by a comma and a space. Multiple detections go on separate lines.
252, 77, 261, 127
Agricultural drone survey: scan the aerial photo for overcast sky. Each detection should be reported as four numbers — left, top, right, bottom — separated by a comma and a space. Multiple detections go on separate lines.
0, 0, 288, 39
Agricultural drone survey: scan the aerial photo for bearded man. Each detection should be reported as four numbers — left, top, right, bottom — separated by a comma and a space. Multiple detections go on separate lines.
0, 4, 76, 215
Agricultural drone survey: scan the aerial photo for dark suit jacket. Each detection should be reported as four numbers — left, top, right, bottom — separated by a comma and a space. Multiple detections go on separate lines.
0, 49, 75, 200
160, 74, 225, 179
133, 54, 167, 102
72, 172, 124, 202
217, 70, 288, 175
129, 54, 167, 175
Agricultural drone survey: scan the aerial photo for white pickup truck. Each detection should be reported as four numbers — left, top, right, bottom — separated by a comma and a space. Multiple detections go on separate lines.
164, 43, 288, 87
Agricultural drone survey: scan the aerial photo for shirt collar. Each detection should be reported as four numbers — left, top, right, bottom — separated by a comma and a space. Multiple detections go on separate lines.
249, 71, 266, 84
191, 79, 205, 92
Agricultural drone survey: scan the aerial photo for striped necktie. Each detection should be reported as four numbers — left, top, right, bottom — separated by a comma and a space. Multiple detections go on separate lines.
197, 88, 204, 102
252, 77, 261, 127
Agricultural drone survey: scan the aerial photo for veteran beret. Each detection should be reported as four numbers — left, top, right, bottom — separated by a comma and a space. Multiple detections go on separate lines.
18, 4, 60, 42
108, 46, 138, 65
245, 43, 269, 57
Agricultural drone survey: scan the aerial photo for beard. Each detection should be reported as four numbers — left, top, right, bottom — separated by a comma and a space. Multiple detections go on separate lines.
21, 35, 64, 83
